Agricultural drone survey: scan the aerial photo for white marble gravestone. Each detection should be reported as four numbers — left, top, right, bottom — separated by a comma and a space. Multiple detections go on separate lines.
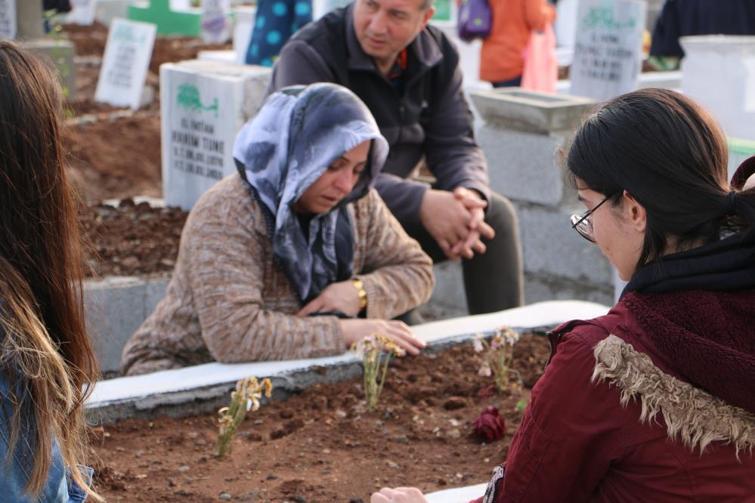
160, 60, 271, 210
95, 18, 157, 109
570, 0, 646, 101
0, 0, 16, 39
68, 0, 96, 25
681, 36, 755, 142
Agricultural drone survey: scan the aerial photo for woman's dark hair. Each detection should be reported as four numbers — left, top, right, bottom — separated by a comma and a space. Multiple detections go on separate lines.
567, 87, 755, 268
0, 42, 100, 499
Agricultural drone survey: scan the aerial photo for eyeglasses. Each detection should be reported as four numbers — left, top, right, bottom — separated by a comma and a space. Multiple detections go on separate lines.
570, 194, 614, 243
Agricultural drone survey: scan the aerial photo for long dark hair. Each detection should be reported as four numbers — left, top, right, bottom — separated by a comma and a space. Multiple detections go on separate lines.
0, 42, 99, 498
567, 88, 755, 268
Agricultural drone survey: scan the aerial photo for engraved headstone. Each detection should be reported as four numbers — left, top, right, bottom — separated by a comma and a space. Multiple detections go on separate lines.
161, 60, 271, 210
570, 0, 646, 100
95, 18, 157, 109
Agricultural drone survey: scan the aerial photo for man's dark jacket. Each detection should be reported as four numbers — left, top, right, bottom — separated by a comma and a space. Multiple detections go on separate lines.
650, 0, 755, 58
268, 5, 490, 228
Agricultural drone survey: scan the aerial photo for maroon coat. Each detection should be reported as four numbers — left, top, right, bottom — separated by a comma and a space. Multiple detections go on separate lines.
481, 289, 755, 502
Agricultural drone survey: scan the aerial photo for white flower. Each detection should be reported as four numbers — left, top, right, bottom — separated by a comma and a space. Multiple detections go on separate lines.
473, 337, 485, 353
478, 363, 492, 377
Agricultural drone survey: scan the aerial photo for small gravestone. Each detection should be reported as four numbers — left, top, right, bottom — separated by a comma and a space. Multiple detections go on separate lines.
0, 0, 16, 39
681, 36, 755, 142
201, 0, 231, 43
68, 0, 96, 25
161, 60, 271, 210
95, 18, 157, 109
570, 0, 646, 100
129, 0, 201, 36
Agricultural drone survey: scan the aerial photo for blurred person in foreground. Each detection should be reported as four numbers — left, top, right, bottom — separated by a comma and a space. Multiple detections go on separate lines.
0, 42, 99, 502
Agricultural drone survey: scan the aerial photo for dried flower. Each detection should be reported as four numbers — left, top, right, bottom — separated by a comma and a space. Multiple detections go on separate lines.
354, 333, 404, 411
473, 326, 520, 392
478, 362, 492, 377
216, 376, 273, 458
473, 406, 506, 443
472, 336, 485, 353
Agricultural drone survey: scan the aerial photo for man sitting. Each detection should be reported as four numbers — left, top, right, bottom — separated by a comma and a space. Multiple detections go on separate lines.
268, 0, 524, 314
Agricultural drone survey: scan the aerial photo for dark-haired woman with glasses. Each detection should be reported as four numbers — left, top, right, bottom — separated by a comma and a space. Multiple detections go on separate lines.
371, 88, 755, 502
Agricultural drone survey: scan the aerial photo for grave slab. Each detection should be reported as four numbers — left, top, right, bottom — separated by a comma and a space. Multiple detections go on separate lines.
15, 0, 42, 39
95, 18, 157, 109
85, 300, 610, 422
0, 0, 16, 39
471, 88, 595, 135
518, 204, 611, 285
469, 88, 614, 304
476, 126, 567, 206
68, 0, 96, 25
427, 261, 467, 318
681, 36, 755, 142
95, 0, 130, 26
160, 59, 271, 210
525, 272, 613, 307
84, 275, 170, 375
570, 0, 646, 101
21, 39, 77, 100
426, 483, 488, 503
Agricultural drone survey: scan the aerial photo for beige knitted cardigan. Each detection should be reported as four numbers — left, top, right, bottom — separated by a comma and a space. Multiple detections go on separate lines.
121, 175, 434, 376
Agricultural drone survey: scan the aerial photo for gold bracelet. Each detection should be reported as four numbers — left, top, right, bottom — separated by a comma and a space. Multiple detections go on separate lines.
351, 277, 368, 310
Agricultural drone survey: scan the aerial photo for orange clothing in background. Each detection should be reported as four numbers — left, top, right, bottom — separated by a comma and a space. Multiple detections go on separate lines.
480, 0, 555, 83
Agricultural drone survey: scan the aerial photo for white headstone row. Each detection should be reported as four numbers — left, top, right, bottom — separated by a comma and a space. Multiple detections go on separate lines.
0, 0, 16, 39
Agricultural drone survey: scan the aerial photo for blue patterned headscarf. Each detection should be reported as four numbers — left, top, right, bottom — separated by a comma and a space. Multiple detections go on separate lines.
233, 83, 389, 303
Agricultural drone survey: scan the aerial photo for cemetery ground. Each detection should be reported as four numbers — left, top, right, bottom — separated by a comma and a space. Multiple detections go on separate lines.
63, 21, 229, 203
89, 334, 550, 502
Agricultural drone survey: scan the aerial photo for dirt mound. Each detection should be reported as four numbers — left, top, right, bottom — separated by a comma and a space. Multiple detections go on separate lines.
63, 113, 163, 203
88, 335, 551, 502
80, 199, 187, 278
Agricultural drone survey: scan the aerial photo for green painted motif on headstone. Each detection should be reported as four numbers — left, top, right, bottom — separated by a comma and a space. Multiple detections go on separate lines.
177, 83, 219, 117
128, 0, 200, 36
581, 6, 637, 31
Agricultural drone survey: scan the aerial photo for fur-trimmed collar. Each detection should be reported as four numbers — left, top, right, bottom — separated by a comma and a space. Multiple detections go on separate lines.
592, 334, 755, 457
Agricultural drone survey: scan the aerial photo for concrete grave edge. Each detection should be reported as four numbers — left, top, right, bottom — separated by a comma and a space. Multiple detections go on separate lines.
85, 300, 609, 423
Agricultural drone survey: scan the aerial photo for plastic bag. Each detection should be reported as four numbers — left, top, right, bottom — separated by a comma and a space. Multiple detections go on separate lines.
521, 24, 558, 93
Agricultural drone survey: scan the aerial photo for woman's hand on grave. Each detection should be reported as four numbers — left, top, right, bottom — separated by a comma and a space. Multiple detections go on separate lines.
339, 319, 425, 355
371, 487, 428, 503
297, 280, 362, 317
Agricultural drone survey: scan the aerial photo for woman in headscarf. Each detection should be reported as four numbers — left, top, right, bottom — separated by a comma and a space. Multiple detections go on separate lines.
121, 83, 433, 376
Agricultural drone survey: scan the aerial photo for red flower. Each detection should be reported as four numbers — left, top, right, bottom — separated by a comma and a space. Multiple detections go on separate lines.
473, 406, 505, 443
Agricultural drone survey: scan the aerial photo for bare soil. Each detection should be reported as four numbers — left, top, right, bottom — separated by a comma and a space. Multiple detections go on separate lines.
80, 200, 187, 278
88, 334, 550, 502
